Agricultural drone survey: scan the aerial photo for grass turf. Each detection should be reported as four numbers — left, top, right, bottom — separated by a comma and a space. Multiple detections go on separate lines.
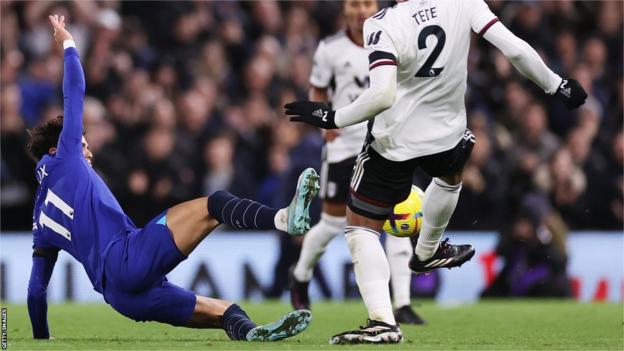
2, 300, 622, 350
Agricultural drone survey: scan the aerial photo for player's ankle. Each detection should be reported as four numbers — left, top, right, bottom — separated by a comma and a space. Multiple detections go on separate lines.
274, 208, 288, 232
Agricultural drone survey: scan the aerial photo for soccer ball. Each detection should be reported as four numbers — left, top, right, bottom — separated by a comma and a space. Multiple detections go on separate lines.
383, 185, 424, 237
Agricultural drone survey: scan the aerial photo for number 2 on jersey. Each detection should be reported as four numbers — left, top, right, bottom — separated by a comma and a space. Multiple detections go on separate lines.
415, 25, 446, 77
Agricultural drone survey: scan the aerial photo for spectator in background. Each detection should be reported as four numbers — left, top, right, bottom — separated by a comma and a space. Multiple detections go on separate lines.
535, 147, 588, 228
482, 193, 572, 298
201, 132, 255, 203
1, 85, 36, 229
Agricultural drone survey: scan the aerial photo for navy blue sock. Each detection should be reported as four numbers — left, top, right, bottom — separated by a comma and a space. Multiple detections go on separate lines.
220, 304, 257, 340
208, 191, 279, 230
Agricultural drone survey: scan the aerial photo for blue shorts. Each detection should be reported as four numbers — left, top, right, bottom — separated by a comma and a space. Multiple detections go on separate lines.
103, 212, 196, 326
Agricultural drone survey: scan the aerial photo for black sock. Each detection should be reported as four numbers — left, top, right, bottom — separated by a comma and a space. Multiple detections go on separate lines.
208, 191, 279, 230
220, 304, 257, 340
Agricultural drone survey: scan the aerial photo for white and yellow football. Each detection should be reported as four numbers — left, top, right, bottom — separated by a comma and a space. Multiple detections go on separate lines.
383, 185, 424, 237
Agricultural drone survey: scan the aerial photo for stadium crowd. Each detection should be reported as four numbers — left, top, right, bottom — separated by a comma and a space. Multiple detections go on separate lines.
1, 0, 622, 236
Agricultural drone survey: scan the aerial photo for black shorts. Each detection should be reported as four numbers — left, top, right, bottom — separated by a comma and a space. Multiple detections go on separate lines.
320, 156, 357, 203
348, 129, 475, 220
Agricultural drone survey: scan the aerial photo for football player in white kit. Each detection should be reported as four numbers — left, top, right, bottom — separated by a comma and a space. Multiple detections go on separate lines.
289, 0, 424, 326
286, 0, 586, 344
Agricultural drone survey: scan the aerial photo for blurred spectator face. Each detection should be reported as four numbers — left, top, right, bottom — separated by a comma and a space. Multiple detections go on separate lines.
572, 64, 594, 95
126, 70, 150, 101
155, 64, 178, 91
244, 55, 274, 94
505, 82, 531, 120
193, 77, 218, 107
244, 94, 272, 128
566, 128, 591, 165
84, 98, 115, 153
152, 99, 177, 129
256, 35, 281, 64
555, 31, 576, 71
201, 40, 228, 80
343, 0, 378, 34
550, 147, 575, 183
205, 136, 234, 171
1, 85, 23, 133
599, 1, 623, 37
470, 130, 491, 168
582, 38, 607, 78
252, 1, 282, 35
1, 50, 23, 85
577, 104, 601, 140
273, 120, 300, 149
268, 146, 289, 174
179, 90, 209, 133
220, 18, 244, 45
144, 127, 174, 161
173, 13, 201, 44
290, 54, 312, 93
1, 84, 20, 117
516, 4, 542, 30
522, 104, 547, 142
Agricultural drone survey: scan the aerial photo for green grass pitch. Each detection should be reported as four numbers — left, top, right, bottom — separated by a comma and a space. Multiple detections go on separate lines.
2, 300, 622, 350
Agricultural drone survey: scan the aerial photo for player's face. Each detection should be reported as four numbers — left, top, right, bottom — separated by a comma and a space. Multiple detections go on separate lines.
82, 136, 93, 167
344, 0, 379, 34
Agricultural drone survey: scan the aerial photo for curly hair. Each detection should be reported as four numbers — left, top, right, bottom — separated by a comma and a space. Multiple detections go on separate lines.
26, 116, 64, 161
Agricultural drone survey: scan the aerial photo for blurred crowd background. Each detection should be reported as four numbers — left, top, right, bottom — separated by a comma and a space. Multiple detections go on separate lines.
1, 1, 622, 247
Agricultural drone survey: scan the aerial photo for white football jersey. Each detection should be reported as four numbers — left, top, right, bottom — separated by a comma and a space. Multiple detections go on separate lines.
363, 0, 498, 161
310, 30, 370, 163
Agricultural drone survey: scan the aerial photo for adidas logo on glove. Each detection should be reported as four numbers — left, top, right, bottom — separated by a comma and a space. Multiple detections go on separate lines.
312, 109, 328, 121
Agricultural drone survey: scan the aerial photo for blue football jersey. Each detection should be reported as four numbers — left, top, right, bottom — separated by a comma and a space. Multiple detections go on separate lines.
31, 47, 136, 293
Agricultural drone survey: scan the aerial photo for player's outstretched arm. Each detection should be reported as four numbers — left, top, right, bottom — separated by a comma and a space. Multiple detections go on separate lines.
482, 22, 587, 109
286, 62, 397, 129
27, 249, 59, 339
49, 14, 86, 157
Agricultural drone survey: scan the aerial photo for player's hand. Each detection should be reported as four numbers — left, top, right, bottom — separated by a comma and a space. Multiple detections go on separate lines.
49, 14, 74, 45
285, 101, 338, 129
554, 78, 587, 109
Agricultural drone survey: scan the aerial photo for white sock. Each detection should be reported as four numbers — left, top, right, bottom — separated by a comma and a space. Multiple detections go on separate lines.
293, 213, 346, 282
385, 234, 412, 309
345, 226, 396, 325
274, 208, 288, 232
416, 178, 462, 261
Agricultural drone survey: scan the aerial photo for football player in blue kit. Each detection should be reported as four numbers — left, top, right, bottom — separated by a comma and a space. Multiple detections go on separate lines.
27, 15, 319, 342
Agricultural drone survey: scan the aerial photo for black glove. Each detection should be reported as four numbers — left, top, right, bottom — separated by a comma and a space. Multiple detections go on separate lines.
285, 101, 338, 129
554, 78, 587, 109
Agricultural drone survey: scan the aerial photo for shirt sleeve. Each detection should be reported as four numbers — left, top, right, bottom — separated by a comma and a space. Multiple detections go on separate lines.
309, 40, 333, 89
483, 22, 562, 94
363, 17, 399, 65
27, 252, 58, 339
56, 41, 86, 159
467, 0, 500, 35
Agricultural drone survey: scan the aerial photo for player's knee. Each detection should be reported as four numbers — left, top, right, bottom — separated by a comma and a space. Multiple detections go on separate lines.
437, 173, 462, 186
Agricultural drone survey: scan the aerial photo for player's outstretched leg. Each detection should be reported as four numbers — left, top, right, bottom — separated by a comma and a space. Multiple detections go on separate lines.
409, 175, 475, 273
245, 309, 312, 341
183, 296, 311, 342
215, 303, 311, 342
208, 168, 319, 236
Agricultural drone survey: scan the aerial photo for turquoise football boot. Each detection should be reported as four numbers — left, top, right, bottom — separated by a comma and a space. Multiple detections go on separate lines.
246, 309, 312, 342
286, 168, 320, 236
